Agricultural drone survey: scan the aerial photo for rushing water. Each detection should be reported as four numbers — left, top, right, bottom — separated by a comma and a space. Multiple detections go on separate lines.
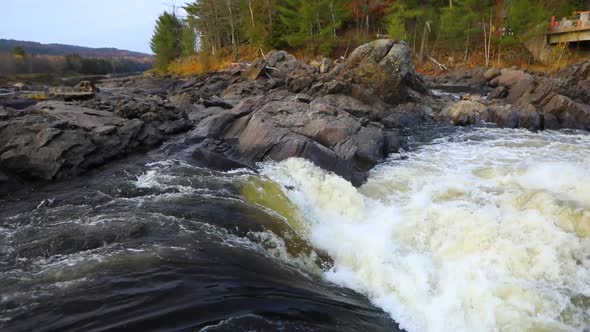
1, 126, 589, 331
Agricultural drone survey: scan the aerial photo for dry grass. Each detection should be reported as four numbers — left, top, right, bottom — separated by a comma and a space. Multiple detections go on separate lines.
169, 45, 262, 76
416, 45, 587, 76
26, 93, 48, 101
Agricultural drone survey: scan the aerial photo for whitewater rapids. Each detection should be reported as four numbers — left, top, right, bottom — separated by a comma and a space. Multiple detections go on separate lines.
261, 128, 590, 332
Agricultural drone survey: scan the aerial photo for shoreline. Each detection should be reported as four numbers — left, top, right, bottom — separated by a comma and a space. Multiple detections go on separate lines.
1, 39, 589, 196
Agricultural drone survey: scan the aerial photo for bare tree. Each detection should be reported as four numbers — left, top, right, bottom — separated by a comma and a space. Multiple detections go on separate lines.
225, 0, 238, 61
419, 21, 431, 64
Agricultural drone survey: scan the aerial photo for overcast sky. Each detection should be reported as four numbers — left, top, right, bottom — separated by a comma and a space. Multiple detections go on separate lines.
1, 0, 190, 54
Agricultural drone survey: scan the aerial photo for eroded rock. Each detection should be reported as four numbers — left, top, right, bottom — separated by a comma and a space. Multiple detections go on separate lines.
188, 93, 399, 185
342, 39, 427, 104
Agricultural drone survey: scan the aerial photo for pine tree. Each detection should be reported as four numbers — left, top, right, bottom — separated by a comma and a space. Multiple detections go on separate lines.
10, 46, 26, 58
441, 0, 493, 58
240, 0, 273, 48
181, 24, 197, 57
278, 0, 348, 55
278, 0, 314, 48
150, 11, 183, 72
508, 0, 548, 38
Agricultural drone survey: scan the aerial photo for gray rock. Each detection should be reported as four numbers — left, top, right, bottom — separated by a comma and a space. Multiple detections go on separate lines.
381, 103, 431, 128
319, 57, 333, 74
48, 81, 97, 101
441, 100, 488, 126
168, 93, 192, 107
201, 96, 235, 109
189, 94, 395, 185
490, 69, 532, 88
343, 39, 428, 104
483, 68, 501, 81
0, 99, 190, 181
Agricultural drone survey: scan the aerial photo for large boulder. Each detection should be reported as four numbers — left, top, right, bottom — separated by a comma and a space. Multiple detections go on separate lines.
533, 94, 590, 130
490, 69, 532, 88
554, 60, 590, 104
187, 93, 401, 185
426, 66, 489, 88
342, 39, 427, 104
244, 50, 318, 84
380, 102, 433, 128
441, 100, 488, 126
483, 68, 501, 81
48, 81, 97, 101
237, 40, 428, 107
0, 99, 191, 181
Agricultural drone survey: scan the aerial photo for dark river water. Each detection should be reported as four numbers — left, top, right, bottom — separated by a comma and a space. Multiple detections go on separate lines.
0, 133, 401, 332
1, 126, 589, 332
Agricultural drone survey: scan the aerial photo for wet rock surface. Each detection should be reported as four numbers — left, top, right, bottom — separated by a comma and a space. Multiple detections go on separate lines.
184, 94, 399, 185
0, 101, 183, 181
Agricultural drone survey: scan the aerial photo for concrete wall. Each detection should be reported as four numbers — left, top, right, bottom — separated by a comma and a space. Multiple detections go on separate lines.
523, 34, 555, 65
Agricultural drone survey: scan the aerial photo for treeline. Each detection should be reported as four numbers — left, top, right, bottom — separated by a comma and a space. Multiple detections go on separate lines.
0, 49, 152, 76
0, 39, 151, 58
151, 0, 586, 71
385, 0, 582, 64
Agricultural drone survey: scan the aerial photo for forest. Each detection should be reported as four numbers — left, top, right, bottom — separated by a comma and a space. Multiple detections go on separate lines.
0, 52, 152, 77
0, 40, 153, 77
151, 0, 589, 73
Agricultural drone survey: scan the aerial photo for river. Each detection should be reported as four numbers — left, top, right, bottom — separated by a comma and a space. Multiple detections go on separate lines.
1, 126, 589, 331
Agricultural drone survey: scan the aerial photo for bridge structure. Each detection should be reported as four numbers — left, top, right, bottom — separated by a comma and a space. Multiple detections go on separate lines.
546, 11, 590, 44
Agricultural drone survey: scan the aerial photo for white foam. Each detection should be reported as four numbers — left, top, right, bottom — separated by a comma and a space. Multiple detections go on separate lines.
262, 128, 590, 332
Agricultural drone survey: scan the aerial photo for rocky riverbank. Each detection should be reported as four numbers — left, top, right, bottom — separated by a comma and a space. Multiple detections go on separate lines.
428, 61, 590, 130
1, 39, 589, 195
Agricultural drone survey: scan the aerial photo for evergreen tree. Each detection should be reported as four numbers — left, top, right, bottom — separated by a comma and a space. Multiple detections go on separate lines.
278, 0, 348, 55
278, 0, 316, 48
386, 3, 408, 40
508, 0, 548, 39
239, 0, 275, 48
385, 2, 427, 40
150, 11, 183, 72
10, 46, 26, 57
181, 24, 197, 57
441, 0, 493, 55
185, 0, 231, 56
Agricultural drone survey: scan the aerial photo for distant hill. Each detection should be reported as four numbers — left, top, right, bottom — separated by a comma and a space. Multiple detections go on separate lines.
0, 39, 152, 59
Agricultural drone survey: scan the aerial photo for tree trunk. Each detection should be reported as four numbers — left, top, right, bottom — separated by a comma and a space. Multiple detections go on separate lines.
249, 0, 255, 28
266, 0, 273, 27
330, 0, 336, 37
365, 0, 370, 38
419, 22, 430, 64
464, 23, 471, 63
431, 20, 443, 57
210, 1, 222, 56
413, 20, 417, 53
483, 17, 488, 66
226, 0, 238, 61
488, 8, 493, 66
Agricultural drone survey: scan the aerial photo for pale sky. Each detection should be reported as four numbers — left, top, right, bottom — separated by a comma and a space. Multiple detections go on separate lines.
1, 0, 190, 54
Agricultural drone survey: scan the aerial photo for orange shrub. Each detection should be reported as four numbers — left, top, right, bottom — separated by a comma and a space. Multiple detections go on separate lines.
169, 45, 262, 76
